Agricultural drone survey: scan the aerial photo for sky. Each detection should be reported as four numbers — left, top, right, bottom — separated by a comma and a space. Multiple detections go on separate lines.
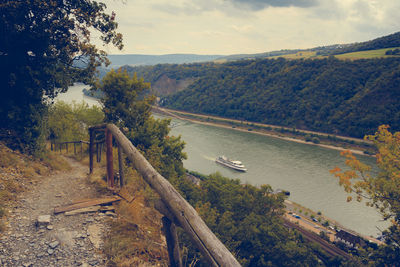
98, 0, 400, 55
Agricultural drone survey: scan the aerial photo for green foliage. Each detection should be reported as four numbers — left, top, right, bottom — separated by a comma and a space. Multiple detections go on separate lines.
129, 57, 400, 138
0, 0, 122, 153
385, 48, 400, 55
312, 137, 321, 144
48, 101, 104, 142
100, 69, 153, 130
171, 173, 321, 266
332, 125, 400, 265
99, 69, 186, 179
323, 32, 400, 56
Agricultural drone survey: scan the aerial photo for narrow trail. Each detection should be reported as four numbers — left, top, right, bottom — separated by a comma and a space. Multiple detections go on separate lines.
0, 157, 112, 267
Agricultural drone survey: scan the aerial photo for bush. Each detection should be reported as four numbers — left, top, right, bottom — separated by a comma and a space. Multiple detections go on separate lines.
312, 137, 320, 144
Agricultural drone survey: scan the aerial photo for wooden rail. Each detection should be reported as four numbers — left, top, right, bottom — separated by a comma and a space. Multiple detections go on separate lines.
51, 140, 89, 156
89, 124, 241, 267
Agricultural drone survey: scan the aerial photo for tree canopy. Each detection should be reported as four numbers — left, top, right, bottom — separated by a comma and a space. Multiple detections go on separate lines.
331, 125, 400, 265
129, 57, 400, 138
0, 0, 122, 152
98, 69, 187, 179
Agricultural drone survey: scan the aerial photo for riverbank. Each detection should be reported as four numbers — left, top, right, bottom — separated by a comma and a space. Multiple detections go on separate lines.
153, 107, 374, 156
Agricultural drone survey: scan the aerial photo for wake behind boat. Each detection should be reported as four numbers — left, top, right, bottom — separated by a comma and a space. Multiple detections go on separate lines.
215, 156, 247, 172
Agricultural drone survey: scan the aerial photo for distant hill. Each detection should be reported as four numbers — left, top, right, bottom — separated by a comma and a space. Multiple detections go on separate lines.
133, 57, 400, 138
98, 32, 400, 138
217, 31, 400, 61
101, 31, 400, 70
320, 31, 400, 56
107, 54, 223, 68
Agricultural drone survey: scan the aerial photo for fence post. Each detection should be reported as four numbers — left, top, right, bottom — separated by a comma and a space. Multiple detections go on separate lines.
66, 143, 68, 153
80, 141, 83, 158
96, 143, 99, 162
118, 144, 124, 187
106, 128, 114, 188
99, 143, 102, 162
162, 216, 182, 267
74, 143, 76, 155
89, 128, 94, 174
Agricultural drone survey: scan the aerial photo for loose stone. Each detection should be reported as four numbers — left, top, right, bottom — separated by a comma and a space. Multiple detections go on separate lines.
49, 241, 59, 249
37, 215, 51, 226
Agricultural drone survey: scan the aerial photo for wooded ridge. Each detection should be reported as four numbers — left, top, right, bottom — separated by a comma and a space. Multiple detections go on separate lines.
125, 56, 400, 138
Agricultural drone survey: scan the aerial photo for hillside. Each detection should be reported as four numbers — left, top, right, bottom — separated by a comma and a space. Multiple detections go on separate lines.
107, 53, 222, 68
213, 31, 400, 61
139, 57, 400, 139
103, 32, 400, 71
324, 31, 400, 56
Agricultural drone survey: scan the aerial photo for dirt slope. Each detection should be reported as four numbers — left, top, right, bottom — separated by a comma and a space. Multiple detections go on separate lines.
0, 157, 113, 267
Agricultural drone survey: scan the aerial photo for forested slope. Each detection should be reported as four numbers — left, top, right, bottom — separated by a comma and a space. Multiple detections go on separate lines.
150, 57, 400, 138
324, 31, 400, 55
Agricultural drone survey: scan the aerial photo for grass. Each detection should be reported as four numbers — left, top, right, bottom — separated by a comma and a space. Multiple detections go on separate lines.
0, 142, 72, 233
102, 163, 169, 266
335, 47, 400, 60
270, 50, 317, 59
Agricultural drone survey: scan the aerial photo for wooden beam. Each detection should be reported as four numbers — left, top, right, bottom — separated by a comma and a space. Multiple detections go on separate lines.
106, 124, 240, 267
162, 216, 183, 267
89, 128, 94, 174
118, 144, 125, 187
106, 128, 114, 188
54, 196, 121, 214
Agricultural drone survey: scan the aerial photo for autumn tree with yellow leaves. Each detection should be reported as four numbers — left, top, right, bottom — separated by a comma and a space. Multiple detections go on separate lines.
331, 125, 400, 264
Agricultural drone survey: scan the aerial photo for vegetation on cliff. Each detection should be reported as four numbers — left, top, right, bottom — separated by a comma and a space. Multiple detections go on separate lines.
147, 57, 400, 138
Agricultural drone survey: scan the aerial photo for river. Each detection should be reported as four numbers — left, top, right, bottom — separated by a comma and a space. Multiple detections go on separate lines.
59, 84, 388, 237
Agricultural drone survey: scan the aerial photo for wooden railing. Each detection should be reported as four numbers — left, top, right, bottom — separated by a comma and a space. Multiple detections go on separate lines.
51, 140, 89, 156
89, 124, 241, 267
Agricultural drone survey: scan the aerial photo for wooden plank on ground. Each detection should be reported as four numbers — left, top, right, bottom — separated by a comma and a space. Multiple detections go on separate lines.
70, 198, 96, 205
64, 205, 116, 216
54, 196, 121, 214
117, 187, 135, 203
65, 206, 100, 216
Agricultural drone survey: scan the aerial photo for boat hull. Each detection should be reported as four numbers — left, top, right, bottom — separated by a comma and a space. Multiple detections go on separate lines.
215, 158, 247, 172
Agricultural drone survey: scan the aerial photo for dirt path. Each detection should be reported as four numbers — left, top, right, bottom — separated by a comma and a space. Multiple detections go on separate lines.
0, 157, 112, 267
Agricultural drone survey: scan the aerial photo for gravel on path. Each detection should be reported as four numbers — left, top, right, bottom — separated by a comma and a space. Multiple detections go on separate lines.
0, 157, 113, 267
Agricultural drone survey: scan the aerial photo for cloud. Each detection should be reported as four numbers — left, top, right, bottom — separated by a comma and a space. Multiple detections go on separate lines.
153, 0, 318, 16
230, 0, 318, 10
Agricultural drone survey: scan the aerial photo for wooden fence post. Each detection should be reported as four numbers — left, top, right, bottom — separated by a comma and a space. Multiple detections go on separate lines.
74, 143, 76, 154
89, 129, 94, 174
106, 124, 241, 267
96, 143, 99, 162
162, 216, 183, 267
99, 143, 102, 162
106, 128, 114, 188
66, 143, 68, 153
118, 144, 124, 187
80, 141, 83, 157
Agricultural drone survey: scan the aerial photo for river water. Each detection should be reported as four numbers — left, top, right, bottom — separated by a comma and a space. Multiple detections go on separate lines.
59, 84, 388, 237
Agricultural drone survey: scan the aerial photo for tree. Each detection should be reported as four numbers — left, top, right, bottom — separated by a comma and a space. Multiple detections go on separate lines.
331, 125, 400, 264
0, 0, 122, 153
48, 101, 104, 142
99, 69, 187, 179
100, 69, 153, 131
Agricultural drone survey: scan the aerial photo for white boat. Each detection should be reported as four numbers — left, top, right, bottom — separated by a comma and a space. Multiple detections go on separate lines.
215, 156, 247, 172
